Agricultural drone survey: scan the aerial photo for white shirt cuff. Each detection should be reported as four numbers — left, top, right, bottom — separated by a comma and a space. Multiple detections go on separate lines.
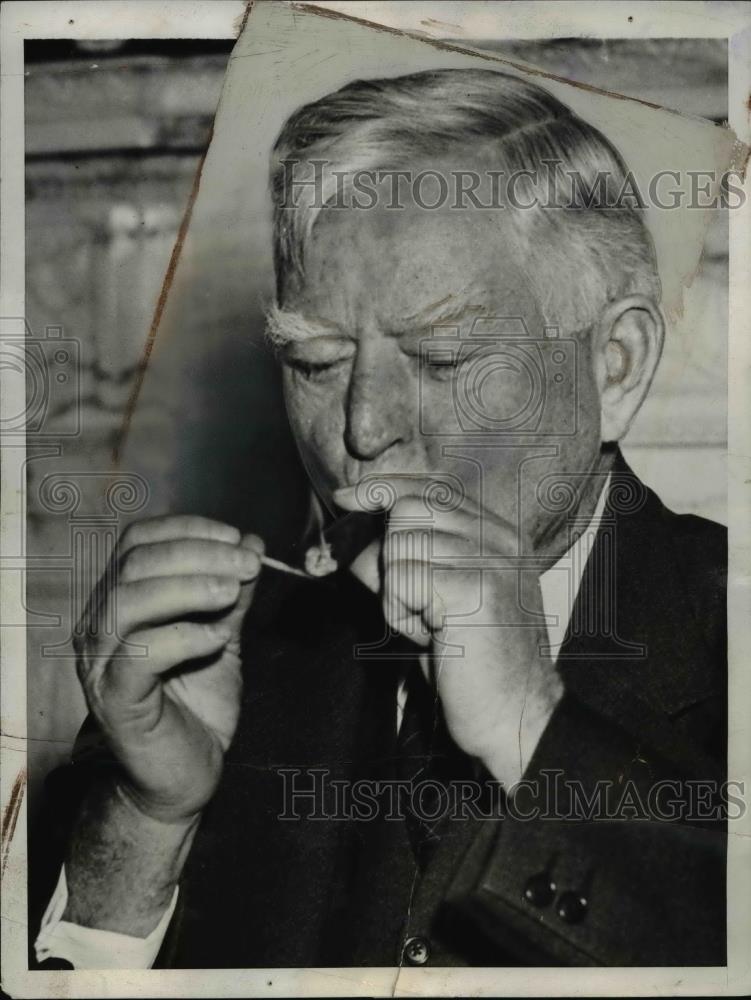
34, 866, 178, 969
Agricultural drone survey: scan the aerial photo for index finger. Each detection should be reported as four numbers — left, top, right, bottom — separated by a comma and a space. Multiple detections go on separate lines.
333, 473, 469, 515
119, 515, 241, 555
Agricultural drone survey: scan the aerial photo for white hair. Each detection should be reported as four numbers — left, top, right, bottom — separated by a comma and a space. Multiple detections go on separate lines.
270, 69, 661, 330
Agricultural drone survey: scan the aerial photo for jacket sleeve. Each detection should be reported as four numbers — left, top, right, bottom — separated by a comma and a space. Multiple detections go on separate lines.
28, 716, 187, 970
28, 716, 120, 966
445, 691, 727, 966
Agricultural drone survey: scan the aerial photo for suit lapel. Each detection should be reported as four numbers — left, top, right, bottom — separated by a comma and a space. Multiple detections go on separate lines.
558, 452, 721, 776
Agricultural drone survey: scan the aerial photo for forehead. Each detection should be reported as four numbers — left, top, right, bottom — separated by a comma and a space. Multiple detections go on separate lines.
285, 195, 545, 331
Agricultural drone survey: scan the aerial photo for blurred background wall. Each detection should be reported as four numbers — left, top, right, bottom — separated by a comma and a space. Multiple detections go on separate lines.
24, 39, 236, 816
24, 35, 728, 818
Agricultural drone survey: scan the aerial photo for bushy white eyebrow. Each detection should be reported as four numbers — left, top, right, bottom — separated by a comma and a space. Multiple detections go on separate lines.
264, 302, 342, 348
265, 285, 489, 351
396, 289, 487, 333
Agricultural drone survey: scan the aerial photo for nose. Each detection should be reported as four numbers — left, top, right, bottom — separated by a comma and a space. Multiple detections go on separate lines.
344, 350, 413, 461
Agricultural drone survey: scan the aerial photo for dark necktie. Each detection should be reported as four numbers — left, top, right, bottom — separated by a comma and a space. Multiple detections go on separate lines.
396, 662, 455, 865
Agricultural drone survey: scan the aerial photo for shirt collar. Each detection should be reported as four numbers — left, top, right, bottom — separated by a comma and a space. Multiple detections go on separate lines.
539, 472, 611, 662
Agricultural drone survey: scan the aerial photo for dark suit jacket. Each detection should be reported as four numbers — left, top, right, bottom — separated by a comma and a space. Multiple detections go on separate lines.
31, 456, 727, 967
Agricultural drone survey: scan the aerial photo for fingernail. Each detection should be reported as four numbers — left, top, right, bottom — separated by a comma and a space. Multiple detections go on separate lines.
241, 533, 265, 556
236, 549, 261, 575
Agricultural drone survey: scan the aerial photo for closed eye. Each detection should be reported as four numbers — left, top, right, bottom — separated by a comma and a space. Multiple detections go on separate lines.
424, 353, 461, 381
426, 354, 460, 368
284, 356, 349, 382
400, 341, 462, 381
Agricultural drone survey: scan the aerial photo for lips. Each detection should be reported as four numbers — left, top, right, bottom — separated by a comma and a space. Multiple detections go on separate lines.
322, 508, 386, 569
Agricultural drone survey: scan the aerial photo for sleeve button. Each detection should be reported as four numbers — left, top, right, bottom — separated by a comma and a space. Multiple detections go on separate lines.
403, 935, 430, 965
523, 871, 556, 907
556, 891, 588, 923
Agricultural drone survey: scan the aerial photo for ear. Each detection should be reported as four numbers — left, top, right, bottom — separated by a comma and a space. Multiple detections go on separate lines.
592, 294, 665, 443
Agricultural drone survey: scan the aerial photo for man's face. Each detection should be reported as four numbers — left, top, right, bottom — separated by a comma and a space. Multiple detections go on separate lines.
278, 190, 603, 550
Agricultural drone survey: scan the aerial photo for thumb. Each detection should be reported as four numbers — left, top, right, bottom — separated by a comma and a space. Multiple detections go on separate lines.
349, 537, 381, 594
224, 533, 265, 650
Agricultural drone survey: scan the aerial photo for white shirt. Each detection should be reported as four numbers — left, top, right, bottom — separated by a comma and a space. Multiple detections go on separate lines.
36, 478, 610, 969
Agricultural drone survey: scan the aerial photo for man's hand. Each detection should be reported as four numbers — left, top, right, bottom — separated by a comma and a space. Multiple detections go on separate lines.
335, 479, 563, 786
75, 514, 263, 823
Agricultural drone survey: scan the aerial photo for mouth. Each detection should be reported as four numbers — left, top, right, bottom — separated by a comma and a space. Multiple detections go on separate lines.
322, 506, 386, 568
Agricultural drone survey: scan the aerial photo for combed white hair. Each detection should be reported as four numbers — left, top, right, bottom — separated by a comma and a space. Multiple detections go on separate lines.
269, 69, 660, 329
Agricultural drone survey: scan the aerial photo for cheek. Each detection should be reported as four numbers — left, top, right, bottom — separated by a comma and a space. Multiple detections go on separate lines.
569, 342, 602, 448
416, 378, 459, 436
527, 339, 601, 447
283, 374, 347, 474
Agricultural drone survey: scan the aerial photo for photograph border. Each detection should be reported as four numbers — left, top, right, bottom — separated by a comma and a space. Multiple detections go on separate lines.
2, 2, 750, 996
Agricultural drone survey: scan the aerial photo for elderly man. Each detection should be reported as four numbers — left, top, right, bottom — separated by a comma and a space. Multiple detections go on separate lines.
32, 69, 726, 969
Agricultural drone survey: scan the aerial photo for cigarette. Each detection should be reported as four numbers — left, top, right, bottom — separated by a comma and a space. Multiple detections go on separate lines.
259, 555, 311, 579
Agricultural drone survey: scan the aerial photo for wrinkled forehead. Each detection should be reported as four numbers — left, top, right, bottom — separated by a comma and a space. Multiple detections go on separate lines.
281, 193, 546, 336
